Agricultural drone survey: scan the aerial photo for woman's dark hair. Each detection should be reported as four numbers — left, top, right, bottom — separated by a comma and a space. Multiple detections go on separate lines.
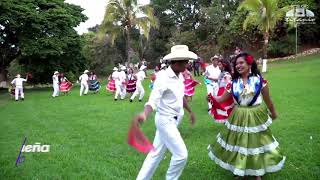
232, 52, 261, 80
219, 59, 232, 74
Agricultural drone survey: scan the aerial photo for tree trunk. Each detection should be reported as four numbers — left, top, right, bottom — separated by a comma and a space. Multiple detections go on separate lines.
263, 31, 269, 59
126, 26, 131, 64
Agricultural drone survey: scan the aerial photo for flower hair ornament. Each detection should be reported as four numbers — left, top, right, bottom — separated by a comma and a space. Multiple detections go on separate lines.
245, 55, 254, 65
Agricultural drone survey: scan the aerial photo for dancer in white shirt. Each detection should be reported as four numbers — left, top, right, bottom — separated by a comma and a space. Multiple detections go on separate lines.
130, 65, 146, 102
114, 66, 127, 100
79, 70, 89, 96
52, 71, 60, 97
11, 74, 28, 101
132, 45, 197, 180
204, 55, 221, 109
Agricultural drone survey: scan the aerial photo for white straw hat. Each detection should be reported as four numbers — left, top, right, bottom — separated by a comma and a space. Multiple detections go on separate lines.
211, 55, 220, 61
121, 66, 126, 70
83, 70, 89, 73
54, 71, 59, 75
163, 45, 198, 61
139, 65, 147, 71
113, 67, 118, 71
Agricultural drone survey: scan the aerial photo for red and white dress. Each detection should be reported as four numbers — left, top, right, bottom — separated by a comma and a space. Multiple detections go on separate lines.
183, 69, 199, 97
59, 77, 73, 92
126, 73, 137, 93
209, 71, 234, 123
106, 71, 117, 92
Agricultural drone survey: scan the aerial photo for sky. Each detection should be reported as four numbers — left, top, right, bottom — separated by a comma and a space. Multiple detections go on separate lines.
66, 0, 150, 34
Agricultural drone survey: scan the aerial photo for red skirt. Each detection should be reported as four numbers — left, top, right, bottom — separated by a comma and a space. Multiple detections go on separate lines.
60, 81, 73, 92
184, 79, 199, 97
106, 80, 116, 92
210, 87, 234, 123
126, 80, 136, 93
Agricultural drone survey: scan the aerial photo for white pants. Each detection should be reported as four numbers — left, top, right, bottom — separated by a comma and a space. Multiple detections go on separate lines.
80, 82, 88, 96
206, 82, 218, 109
52, 84, 59, 97
115, 82, 126, 99
131, 82, 145, 100
15, 87, 24, 100
136, 113, 187, 180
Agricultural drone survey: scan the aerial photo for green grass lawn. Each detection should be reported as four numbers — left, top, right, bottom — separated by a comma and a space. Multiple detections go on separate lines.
1, 54, 320, 179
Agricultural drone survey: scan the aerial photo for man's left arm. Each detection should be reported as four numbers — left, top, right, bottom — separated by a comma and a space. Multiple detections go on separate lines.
183, 97, 195, 126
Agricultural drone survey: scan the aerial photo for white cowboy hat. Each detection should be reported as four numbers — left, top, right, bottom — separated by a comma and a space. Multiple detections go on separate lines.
139, 65, 147, 71
211, 55, 220, 60
54, 71, 59, 75
83, 70, 89, 73
163, 45, 198, 61
113, 67, 118, 71
121, 66, 126, 70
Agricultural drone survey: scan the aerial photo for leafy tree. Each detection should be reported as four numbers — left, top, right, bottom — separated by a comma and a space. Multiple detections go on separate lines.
99, 0, 158, 63
0, 0, 87, 82
239, 0, 287, 59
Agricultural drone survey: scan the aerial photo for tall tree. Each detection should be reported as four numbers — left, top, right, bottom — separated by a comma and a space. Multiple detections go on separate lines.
239, 0, 286, 59
0, 0, 87, 82
99, 0, 158, 63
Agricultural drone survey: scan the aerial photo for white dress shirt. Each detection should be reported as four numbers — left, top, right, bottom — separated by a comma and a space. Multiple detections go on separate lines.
205, 65, 221, 80
136, 70, 146, 83
79, 74, 89, 84
112, 71, 119, 80
118, 71, 127, 82
52, 75, 59, 85
145, 66, 185, 117
11, 78, 27, 88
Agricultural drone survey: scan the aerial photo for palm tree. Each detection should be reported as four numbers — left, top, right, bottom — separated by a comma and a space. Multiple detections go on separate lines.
239, 0, 286, 59
99, 0, 158, 63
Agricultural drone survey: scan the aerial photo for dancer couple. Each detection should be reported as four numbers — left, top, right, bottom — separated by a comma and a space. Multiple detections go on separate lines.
129, 45, 285, 180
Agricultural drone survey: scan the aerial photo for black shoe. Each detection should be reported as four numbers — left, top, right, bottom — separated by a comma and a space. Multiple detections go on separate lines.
21, 98, 24, 101
114, 99, 117, 101
139, 100, 142, 102
15, 100, 18, 101
129, 99, 133, 102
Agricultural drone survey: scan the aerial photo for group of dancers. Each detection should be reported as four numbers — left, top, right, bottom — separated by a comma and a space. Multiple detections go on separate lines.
52, 70, 100, 97
105, 62, 200, 103
9, 44, 285, 179
130, 45, 285, 180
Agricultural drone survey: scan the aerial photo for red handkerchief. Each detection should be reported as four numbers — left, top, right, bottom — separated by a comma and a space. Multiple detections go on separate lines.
128, 123, 154, 154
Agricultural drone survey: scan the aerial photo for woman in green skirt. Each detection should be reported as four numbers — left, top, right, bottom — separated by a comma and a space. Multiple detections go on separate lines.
208, 52, 285, 179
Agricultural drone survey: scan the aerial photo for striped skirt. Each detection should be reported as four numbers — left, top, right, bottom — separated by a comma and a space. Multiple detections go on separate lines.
106, 80, 116, 92
184, 79, 199, 96
208, 105, 285, 176
209, 87, 234, 123
126, 80, 136, 93
89, 80, 100, 92
60, 81, 73, 92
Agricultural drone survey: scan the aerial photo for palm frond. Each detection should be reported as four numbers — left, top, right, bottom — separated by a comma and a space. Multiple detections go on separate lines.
239, 0, 262, 12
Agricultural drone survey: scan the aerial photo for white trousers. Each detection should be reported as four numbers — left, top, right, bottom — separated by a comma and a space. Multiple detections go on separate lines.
131, 82, 145, 100
136, 113, 187, 180
15, 87, 24, 100
80, 82, 88, 96
206, 82, 218, 109
52, 84, 59, 97
115, 83, 126, 99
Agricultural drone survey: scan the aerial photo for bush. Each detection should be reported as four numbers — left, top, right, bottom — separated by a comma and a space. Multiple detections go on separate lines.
268, 34, 295, 58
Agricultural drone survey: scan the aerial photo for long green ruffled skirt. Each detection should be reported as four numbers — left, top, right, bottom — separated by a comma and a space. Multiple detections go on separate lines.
208, 104, 285, 176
